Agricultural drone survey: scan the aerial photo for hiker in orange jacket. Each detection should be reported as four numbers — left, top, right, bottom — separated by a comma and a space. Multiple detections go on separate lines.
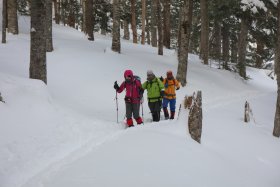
162, 70, 180, 119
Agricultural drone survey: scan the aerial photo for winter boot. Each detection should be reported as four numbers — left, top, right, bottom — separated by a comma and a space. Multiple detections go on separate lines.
170, 111, 175, 120
152, 113, 160, 122
163, 107, 169, 120
127, 118, 134, 127
136, 117, 143, 125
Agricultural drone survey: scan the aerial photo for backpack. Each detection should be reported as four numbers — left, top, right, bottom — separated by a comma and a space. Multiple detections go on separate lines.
134, 75, 143, 98
164, 78, 176, 88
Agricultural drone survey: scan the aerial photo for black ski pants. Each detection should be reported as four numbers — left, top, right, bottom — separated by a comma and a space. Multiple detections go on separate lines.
148, 100, 162, 122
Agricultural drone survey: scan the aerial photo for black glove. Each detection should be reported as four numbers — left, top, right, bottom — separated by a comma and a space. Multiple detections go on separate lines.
159, 76, 164, 82
176, 87, 180, 91
160, 90, 165, 97
114, 81, 120, 90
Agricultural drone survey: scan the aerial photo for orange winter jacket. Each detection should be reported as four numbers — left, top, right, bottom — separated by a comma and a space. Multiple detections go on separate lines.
163, 78, 180, 99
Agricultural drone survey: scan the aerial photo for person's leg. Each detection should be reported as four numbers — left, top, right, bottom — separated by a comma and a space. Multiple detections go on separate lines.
170, 99, 176, 119
133, 103, 143, 124
162, 98, 170, 119
153, 100, 162, 121
148, 102, 157, 121
126, 103, 134, 126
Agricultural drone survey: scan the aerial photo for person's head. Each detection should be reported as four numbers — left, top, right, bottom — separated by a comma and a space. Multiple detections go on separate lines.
166, 70, 173, 80
124, 70, 133, 83
147, 70, 155, 81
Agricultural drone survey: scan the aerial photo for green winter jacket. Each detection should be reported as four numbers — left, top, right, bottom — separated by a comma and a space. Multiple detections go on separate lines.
142, 77, 164, 102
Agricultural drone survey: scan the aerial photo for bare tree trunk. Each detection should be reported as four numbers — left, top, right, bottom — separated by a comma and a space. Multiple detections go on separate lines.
85, 0, 94, 40
2, 0, 7, 43
255, 38, 264, 68
156, 0, 163, 55
212, 19, 221, 62
273, 2, 280, 138
200, 0, 208, 65
222, 23, 229, 69
163, 0, 170, 49
7, 0, 18, 34
68, 0, 75, 28
238, 16, 249, 79
230, 32, 238, 64
151, 0, 157, 47
82, 0, 86, 31
46, 0, 53, 52
30, 0, 47, 84
61, 0, 66, 25
131, 0, 137, 43
123, 19, 130, 40
141, 0, 146, 45
176, 0, 193, 87
54, 0, 60, 24
112, 0, 121, 53
146, 18, 150, 45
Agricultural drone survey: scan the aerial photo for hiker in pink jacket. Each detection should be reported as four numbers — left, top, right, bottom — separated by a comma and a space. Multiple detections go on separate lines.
114, 70, 143, 127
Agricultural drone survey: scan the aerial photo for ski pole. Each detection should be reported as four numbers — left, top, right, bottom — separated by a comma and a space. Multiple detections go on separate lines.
141, 97, 144, 125
115, 90, 119, 123
177, 104, 181, 120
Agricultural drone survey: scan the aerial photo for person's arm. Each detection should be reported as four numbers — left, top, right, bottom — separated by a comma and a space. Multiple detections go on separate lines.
142, 81, 147, 90
117, 82, 125, 93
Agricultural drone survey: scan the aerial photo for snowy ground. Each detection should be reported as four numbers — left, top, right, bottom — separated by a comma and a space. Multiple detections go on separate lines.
1, 16, 280, 187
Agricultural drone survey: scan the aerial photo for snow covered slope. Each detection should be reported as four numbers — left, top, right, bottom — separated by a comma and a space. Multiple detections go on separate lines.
0, 17, 280, 187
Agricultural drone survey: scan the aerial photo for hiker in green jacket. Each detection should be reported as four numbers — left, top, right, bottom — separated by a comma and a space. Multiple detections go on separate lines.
142, 70, 165, 122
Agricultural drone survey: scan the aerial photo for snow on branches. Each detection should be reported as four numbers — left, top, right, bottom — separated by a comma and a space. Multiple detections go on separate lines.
241, 0, 267, 13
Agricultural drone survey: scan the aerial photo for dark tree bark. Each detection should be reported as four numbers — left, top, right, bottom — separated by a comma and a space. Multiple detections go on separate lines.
30, 0, 47, 84
255, 38, 264, 68
200, 0, 208, 65
112, 0, 121, 53
141, 0, 146, 45
54, 0, 61, 24
222, 23, 230, 69
68, 0, 75, 28
176, 0, 193, 87
146, 18, 151, 45
46, 0, 53, 52
151, 0, 157, 47
2, 0, 7, 43
230, 32, 238, 64
82, 0, 86, 31
212, 19, 221, 62
123, 19, 130, 40
163, 0, 171, 49
85, 0, 94, 41
273, 2, 280, 138
7, 0, 18, 34
237, 16, 249, 79
156, 0, 163, 55
131, 0, 137, 43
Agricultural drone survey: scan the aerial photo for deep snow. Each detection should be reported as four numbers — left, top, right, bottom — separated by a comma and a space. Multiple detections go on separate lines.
0, 15, 280, 187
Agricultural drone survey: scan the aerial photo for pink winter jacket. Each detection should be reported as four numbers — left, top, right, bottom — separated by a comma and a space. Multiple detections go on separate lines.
118, 79, 142, 104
